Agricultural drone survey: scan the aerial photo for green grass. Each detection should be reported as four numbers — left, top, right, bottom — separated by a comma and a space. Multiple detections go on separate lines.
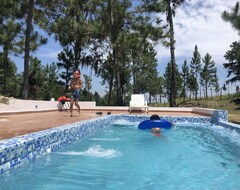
178, 96, 240, 124
150, 94, 240, 124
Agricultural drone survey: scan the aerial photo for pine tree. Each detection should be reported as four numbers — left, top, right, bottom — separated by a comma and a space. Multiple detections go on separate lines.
181, 59, 190, 102
222, 2, 240, 34
223, 41, 240, 84
164, 0, 185, 107
190, 45, 201, 100
163, 62, 182, 103
13, 0, 55, 99
200, 53, 217, 99
56, 47, 75, 90
0, 20, 21, 95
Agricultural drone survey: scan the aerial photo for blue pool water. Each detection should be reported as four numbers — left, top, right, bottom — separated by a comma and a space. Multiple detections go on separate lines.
1, 120, 240, 190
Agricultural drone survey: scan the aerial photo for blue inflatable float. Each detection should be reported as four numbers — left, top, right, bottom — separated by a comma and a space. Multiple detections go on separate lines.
138, 119, 173, 130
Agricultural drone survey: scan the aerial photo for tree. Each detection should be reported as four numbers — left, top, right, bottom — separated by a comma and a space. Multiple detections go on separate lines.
222, 2, 240, 34
213, 77, 220, 98
0, 20, 21, 95
190, 45, 201, 100
223, 41, 240, 84
56, 47, 75, 90
133, 46, 160, 104
0, 53, 20, 97
0, 1, 22, 96
97, 0, 166, 105
222, 83, 227, 94
181, 59, 190, 102
13, 0, 54, 99
200, 53, 217, 99
163, 62, 182, 103
101, 0, 132, 105
49, 0, 103, 69
40, 63, 64, 100
164, 0, 185, 107
187, 73, 197, 100
163, 63, 172, 101
83, 74, 92, 92
222, 2, 240, 86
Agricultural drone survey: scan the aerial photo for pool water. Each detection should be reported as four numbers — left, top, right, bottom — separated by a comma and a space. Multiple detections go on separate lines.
1, 120, 240, 190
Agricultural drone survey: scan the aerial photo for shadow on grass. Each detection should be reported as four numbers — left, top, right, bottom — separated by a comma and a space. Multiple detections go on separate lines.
231, 98, 240, 110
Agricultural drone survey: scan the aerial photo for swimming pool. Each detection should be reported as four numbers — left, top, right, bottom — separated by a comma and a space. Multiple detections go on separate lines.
1, 113, 240, 189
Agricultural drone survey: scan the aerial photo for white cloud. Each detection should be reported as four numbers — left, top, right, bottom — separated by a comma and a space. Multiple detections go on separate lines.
156, 0, 239, 66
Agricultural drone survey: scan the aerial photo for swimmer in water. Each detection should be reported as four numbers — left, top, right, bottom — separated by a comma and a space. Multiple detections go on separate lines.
150, 114, 161, 136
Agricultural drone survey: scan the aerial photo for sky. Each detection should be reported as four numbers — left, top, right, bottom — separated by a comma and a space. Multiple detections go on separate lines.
13, 0, 239, 96
155, 0, 239, 92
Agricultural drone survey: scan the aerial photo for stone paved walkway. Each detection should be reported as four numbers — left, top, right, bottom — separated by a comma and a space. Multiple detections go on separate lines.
0, 109, 204, 140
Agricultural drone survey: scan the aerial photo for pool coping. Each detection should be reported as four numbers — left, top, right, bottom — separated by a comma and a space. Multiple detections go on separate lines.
0, 110, 239, 175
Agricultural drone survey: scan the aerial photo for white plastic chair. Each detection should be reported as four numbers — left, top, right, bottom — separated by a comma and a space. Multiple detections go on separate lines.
129, 94, 149, 113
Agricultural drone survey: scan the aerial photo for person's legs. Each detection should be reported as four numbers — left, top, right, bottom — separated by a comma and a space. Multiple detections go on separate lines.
70, 100, 74, 117
75, 100, 81, 114
70, 90, 80, 116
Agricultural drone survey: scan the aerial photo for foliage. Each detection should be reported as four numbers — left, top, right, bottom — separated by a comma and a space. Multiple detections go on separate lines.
222, 2, 240, 34
163, 62, 182, 101
1, 0, 233, 106
200, 53, 218, 99
190, 45, 201, 100
0, 53, 21, 97
180, 59, 189, 101
223, 41, 240, 83
56, 47, 75, 90
29, 59, 64, 100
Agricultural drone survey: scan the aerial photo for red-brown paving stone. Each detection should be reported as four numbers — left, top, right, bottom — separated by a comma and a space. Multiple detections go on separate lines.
0, 110, 205, 140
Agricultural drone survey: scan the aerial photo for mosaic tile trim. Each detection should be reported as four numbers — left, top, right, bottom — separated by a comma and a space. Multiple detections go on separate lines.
0, 111, 238, 176
0, 116, 113, 175
212, 110, 228, 124
113, 115, 212, 125
218, 121, 240, 133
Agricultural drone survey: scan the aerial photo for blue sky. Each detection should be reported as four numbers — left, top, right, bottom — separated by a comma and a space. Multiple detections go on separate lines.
13, 0, 239, 96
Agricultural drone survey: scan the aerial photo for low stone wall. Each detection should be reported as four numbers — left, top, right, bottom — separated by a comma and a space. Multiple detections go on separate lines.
192, 107, 214, 116
0, 98, 227, 118
0, 96, 15, 105
0, 99, 96, 114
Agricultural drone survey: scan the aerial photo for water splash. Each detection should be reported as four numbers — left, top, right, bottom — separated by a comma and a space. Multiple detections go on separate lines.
90, 138, 121, 141
111, 119, 139, 127
57, 145, 121, 158
211, 125, 240, 146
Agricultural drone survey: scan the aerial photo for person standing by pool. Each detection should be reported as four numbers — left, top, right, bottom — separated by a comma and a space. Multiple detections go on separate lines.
68, 69, 82, 117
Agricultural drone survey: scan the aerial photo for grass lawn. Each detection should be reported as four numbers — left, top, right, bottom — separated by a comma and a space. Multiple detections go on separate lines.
180, 98, 240, 124
228, 114, 240, 124
156, 96, 240, 124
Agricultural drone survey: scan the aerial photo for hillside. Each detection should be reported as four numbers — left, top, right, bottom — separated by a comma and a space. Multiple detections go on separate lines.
178, 98, 240, 124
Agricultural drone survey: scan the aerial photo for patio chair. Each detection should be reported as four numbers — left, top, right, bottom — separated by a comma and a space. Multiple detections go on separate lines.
129, 94, 149, 113
58, 95, 71, 111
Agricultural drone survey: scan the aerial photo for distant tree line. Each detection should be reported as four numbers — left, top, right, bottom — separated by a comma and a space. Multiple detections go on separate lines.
0, 1, 239, 106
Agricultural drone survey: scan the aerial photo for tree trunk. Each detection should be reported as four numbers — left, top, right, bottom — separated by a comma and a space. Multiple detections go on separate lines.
205, 82, 208, 99
3, 46, 9, 95
22, 0, 34, 99
167, 0, 176, 107
115, 56, 123, 105
107, 74, 113, 105
132, 61, 137, 94
195, 74, 198, 100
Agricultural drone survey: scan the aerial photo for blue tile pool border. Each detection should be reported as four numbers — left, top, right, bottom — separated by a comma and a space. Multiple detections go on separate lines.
0, 110, 239, 175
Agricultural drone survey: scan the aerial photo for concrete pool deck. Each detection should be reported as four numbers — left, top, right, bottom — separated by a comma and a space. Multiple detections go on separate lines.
0, 99, 211, 140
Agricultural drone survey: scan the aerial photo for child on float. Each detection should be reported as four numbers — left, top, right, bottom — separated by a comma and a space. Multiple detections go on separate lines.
150, 114, 161, 134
